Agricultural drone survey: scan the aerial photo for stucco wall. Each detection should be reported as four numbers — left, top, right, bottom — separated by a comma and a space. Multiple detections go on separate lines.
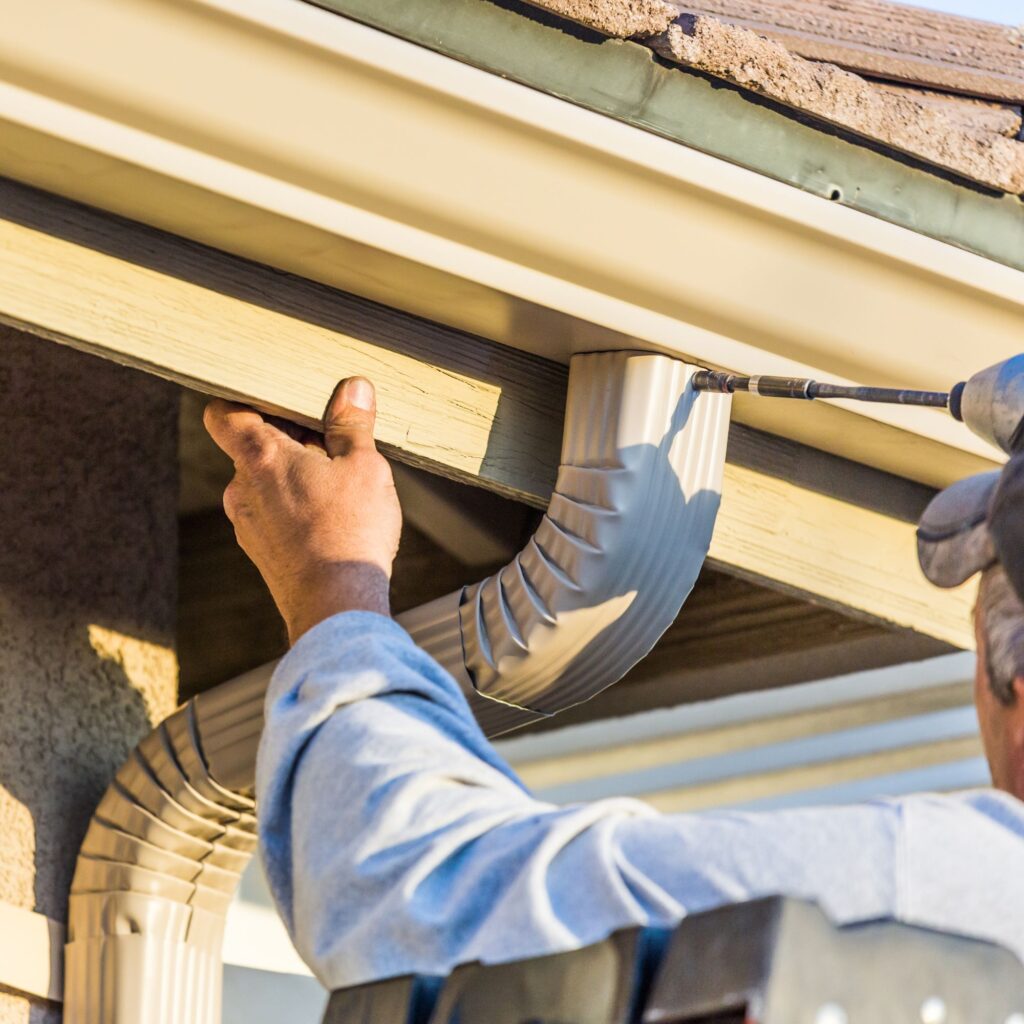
0, 328, 178, 1021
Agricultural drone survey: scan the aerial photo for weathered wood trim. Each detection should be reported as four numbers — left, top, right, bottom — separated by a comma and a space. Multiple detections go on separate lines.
0, 179, 565, 503
0, 181, 976, 647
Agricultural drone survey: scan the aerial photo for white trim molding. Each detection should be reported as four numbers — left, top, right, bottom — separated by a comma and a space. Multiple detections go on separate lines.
0, 901, 64, 1003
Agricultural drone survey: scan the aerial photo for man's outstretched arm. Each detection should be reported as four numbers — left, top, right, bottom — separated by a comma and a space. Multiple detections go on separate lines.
206, 378, 1024, 990
255, 607, 920, 988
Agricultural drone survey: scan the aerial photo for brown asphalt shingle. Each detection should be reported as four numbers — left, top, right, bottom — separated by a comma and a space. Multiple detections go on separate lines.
674, 0, 1024, 102
522, 0, 1024, 195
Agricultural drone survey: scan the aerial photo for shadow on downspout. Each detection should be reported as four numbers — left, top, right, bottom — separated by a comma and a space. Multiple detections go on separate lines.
63, 351, 732, 1022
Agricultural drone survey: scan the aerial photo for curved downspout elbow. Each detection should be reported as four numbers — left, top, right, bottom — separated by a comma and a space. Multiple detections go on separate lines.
64, 351, 730, 1021
64, 700, 258, 1023
402, 351, 731, 733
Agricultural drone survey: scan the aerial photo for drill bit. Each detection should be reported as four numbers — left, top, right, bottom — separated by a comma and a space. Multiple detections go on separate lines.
691, 370, 952, 411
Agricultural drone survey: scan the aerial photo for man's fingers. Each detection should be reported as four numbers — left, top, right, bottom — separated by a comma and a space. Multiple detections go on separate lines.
206, 379, 376, 464
266, 415, 324, 452
323, 377, 377, 458
204, 399, 280, 466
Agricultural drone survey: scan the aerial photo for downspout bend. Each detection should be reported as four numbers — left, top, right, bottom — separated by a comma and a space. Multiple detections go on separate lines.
65, 351, 730, 1021
404, 350, 732, 734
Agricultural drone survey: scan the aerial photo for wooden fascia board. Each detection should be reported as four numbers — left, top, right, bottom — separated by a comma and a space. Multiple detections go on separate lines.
0, 0, 1017, 492
0, 180, 976, 648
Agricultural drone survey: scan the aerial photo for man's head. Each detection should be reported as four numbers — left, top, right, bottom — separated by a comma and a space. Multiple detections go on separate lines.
919, 452, 1024, 798
974, 565, 1024, 797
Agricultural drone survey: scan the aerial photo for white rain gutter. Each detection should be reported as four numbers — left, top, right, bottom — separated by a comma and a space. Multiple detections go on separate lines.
64, 351, 730, 1021
0, 0, 1019, 490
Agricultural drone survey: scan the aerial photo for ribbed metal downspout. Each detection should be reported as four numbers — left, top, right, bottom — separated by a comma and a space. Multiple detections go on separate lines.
65, 700, 257, 1023
64, 351, 731, 1022
404, 351, 732, 733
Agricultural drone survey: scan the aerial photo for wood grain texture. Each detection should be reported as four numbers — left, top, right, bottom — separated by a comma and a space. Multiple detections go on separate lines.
0, 179, 975, 646
676, 0, 1024, 102
0, 179, 565, 506
709, 457, 970, 645
179, 388, 534, 565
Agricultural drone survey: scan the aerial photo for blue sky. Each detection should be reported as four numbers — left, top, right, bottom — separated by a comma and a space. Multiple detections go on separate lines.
899, 0, 1023, 23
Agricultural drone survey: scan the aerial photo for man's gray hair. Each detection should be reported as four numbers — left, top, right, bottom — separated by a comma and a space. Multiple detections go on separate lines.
978, 564, 1024, 705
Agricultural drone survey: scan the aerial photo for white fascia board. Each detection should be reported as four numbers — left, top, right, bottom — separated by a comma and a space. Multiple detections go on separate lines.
0, 901, 64, 1003
0, 0, 1019, 485
495, 652, 982, 809
495, 651, 977, 764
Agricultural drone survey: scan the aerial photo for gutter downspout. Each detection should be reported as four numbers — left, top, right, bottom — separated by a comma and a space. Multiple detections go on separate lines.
64, 351, 731, 1022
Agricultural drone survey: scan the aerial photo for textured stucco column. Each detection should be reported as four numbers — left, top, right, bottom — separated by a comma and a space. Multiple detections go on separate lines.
0, 328, 179, 1022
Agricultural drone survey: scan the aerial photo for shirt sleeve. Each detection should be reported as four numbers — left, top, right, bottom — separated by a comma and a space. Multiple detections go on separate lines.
255, 611, 1024, 990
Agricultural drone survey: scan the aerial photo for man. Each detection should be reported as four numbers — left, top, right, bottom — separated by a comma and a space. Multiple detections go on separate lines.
204, 377, 1024, 992
917, 452, 1024, 799
976, 565, 1024, 796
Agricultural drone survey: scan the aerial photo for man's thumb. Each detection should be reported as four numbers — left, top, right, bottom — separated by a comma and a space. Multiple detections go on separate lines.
323, 376, 377, 458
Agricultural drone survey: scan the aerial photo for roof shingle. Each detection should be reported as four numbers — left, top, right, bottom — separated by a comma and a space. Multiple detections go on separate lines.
523, 0, 1024, 194
675, 0, 1024, 103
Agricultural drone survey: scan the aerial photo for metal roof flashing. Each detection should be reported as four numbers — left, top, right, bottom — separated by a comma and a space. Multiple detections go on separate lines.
309, 0, 1024, 271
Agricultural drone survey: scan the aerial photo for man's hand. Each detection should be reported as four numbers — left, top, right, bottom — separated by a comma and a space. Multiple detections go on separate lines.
204, 377, 402, 644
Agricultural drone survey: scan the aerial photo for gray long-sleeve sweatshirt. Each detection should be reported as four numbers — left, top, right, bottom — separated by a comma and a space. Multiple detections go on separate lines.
256, 612, 1024, 989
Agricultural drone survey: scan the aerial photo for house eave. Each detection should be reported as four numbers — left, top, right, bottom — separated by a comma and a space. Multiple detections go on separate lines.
0, 0, 1019, 488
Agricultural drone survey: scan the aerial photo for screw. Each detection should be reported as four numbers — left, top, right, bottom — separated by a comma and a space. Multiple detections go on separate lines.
920, 997, 947, 1024
815, 1004, 848, 1024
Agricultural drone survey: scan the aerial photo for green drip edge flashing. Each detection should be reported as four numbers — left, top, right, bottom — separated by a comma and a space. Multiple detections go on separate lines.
306, 0, 1024, 274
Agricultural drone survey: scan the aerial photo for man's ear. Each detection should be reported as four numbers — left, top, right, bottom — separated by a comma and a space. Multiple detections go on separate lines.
1015, 676, 1024, 706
